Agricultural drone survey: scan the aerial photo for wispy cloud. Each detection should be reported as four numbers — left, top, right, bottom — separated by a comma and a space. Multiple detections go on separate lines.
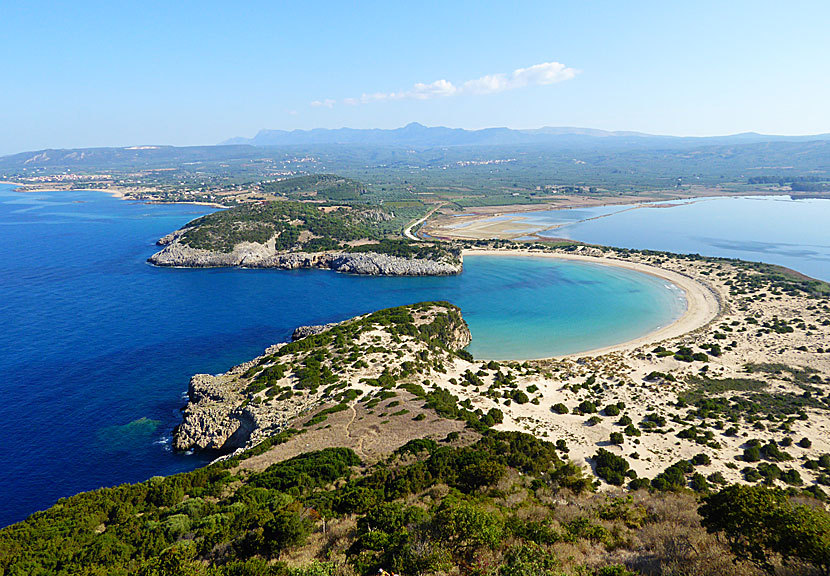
311, 61, 577, 108
310, 98, 336, 109
463, 62, 577, 94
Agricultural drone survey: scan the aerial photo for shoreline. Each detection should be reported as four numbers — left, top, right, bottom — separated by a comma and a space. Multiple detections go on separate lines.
6, 183, 228, 209
425, 192, 818, 242
462, 248, 721, 359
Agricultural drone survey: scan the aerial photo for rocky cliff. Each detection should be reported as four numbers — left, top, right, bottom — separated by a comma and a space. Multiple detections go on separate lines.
173, 302, 472, 453
148, 238, 462, 276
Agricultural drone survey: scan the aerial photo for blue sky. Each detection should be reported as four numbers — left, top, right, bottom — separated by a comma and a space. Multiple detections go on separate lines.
1, 1, 829, 154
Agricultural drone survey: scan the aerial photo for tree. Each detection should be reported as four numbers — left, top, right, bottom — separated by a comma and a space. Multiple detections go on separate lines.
699, 484, 788, 574
593, 449, 630, 486
263, 508, 312, 555
699, 484, 830, 575
431, 499, 504, 556
775, 504, 830, 575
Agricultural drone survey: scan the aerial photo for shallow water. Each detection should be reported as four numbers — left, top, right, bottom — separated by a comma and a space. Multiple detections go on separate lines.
0, 184, 685, 525
459, 196, 830, 281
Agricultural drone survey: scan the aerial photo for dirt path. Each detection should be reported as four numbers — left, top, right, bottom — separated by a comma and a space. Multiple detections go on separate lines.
345, 404, 366, 459
403, 203, 445, 241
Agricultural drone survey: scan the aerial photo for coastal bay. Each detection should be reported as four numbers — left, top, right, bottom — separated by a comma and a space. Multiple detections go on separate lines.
463, 248, 719, 358
0, 185, 686, 525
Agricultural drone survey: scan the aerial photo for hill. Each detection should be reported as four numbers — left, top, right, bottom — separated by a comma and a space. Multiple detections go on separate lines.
0, 144, 261, 171
259, 174, 365, 202
147, 198, 461, 275
4, 133, 830, 209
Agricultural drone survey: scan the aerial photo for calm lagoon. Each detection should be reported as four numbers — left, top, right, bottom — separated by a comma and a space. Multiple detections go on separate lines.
458, 196, 830, 281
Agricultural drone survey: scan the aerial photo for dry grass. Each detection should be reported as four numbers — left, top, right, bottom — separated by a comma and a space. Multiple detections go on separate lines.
236, 391, 474, 473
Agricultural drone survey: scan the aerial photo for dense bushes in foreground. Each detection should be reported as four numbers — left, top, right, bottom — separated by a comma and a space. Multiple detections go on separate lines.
1, 430, 828, 575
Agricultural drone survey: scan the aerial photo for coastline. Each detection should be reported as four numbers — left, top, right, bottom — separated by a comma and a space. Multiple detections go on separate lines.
7, 182, 228, 209
462, 248, 721, 358
424, 191, 825, 242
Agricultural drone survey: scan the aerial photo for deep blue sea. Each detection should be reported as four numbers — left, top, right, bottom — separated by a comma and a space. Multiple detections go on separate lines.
0, 184, 684, 526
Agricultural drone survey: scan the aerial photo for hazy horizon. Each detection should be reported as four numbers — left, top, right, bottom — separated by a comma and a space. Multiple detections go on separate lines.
3, 122, 830, 158
2, 1, 830, 155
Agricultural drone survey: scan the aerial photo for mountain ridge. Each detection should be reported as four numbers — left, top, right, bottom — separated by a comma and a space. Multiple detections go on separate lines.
223, 122, 830, 148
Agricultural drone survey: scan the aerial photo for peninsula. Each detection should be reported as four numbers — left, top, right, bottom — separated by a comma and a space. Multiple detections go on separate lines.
173, 243, 830, 489
148, 199, 461, 276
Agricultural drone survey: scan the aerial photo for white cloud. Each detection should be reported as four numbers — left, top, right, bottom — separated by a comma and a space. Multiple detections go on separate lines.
329, 61, 576, 106
464, 62, 577, 94
410, 79, 458, 99
310, 98, 336, 108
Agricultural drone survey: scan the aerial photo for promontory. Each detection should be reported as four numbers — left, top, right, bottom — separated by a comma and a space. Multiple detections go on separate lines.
148, 198, 461, 276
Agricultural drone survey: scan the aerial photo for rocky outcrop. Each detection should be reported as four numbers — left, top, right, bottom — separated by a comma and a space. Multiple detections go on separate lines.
148, 241, 461, 276
173, 371, 300, 452
173, 303, 472, 454
292, 322, 341, 341
440, 317, 473, 351
156, 228, 190, 246
173, 374, 244, 451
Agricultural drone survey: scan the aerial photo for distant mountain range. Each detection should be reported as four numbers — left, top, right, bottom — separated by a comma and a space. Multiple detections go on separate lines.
3, 124, 830, 176
223, 122, 830, 148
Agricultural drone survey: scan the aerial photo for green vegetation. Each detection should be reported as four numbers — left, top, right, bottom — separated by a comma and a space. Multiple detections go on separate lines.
593, 448, 630, 486
179, 201, 374, 252
164, 196, 460, 265
260, 174, 364, 201
9, 139, 830, 209
700, 484, 830, 575
0, 431, 602, 576
678, 375, 830, 423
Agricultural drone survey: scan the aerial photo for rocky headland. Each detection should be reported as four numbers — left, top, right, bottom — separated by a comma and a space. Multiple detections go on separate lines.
148, 237, 462, 275
148, 200, 462, 275
173, 302, 472, 453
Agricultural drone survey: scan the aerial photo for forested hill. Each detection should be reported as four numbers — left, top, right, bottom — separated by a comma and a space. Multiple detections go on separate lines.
147, 197, 461, 274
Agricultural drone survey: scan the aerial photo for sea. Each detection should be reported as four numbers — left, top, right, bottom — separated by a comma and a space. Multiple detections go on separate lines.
0, 185, 823, 526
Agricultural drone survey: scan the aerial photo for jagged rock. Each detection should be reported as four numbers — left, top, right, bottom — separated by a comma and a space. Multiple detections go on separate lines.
156, 228, 189, 246
292, 323, 341, 341
147, 241, 462, 276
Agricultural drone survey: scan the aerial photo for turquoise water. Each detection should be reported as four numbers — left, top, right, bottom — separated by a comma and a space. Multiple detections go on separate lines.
0, 183, 684, 526
461, 255, 685, 359
461, 196, 830, 281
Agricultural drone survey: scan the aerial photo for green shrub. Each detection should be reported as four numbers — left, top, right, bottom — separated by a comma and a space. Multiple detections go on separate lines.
577, 400, 597, 414
593, 449, 630, 486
